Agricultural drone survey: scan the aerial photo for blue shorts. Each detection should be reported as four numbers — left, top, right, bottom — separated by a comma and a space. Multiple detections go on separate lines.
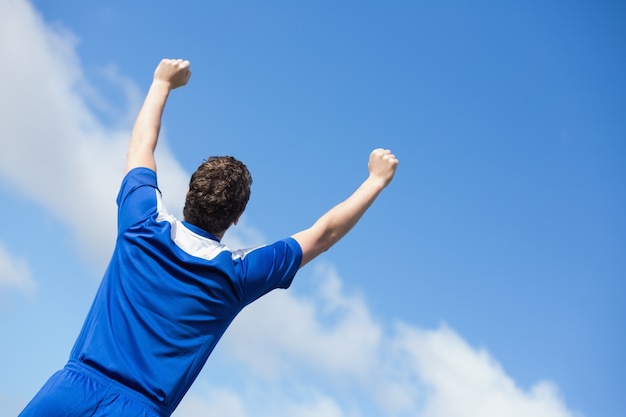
19, 360, 170, 417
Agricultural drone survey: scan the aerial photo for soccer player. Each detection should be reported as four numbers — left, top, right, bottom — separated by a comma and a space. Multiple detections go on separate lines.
20, 58, 398, 416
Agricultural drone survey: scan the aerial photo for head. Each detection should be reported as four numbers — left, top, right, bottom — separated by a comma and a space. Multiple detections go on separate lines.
183, 156, 252, 236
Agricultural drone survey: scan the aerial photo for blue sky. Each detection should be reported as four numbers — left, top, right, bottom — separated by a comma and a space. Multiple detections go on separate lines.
0, 0, 624, 416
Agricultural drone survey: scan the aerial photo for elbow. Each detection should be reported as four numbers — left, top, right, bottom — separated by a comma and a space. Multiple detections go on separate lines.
318, 227, 343, 254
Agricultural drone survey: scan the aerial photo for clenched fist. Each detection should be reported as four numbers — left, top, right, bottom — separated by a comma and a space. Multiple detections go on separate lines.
368, 148, 399, 188
153, 59, 191, 90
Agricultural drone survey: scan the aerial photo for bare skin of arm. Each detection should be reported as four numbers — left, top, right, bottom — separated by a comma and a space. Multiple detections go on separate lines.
125, 59, 192, 174
292, 148, 399, 268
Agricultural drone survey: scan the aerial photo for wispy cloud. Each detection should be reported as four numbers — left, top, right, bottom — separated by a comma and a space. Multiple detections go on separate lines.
393, 323, 578, 417
176, 263, 580, 417
225, 264, 383, 381
174, 385, 248, 417
0, 241, 36, 299
0, 0, 189, 268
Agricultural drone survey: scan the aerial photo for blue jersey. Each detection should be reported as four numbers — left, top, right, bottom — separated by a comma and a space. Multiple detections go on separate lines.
70, 168, 302, 413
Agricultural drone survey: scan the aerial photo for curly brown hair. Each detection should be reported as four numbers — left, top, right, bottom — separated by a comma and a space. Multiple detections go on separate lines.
183, 156, 252, 235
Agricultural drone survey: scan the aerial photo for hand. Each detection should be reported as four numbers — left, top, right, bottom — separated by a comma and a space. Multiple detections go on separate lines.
368, 148, 399, 188
153, 58, 192, 90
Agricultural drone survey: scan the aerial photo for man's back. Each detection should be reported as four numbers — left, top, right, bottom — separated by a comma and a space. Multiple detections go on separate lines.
69, 167, 302, 413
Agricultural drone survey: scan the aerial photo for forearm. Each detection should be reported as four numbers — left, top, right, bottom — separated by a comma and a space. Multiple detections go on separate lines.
316, 176, 385, 245
125, 80, 170, 173
293, 175, 387, 266
125, 59, 191, 174
292, 148, 398, 268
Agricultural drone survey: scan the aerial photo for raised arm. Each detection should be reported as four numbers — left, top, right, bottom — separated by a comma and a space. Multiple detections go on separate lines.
292, 148, 399, 268
125, 59, 192, 174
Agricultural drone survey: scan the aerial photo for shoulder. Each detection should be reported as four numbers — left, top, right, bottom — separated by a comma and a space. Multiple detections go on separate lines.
283, 237, 303, 258
116, 167, 161, 232
234, 238, 302, 275
122, 167, 158, 189
232, 238, 303, 304
117, 168, 159, 203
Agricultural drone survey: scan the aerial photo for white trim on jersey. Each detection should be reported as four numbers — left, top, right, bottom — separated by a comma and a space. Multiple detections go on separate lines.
154, 190, 258, 261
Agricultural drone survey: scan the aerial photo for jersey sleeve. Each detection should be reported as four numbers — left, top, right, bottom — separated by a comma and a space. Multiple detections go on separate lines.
116, 167, 160, 233
236, 237, 303, 306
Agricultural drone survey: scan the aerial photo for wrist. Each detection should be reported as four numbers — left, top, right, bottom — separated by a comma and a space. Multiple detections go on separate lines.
365, 174, 389, 192
151, 79, 173, 93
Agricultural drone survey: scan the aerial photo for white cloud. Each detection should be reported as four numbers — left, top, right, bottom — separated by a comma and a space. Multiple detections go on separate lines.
174, 384, 351, 417
282, 395, 347, 417
394, 323, 580, 417
177, 263, 581, 417
0, 0, 190, 268
0, 241, 36, 298
173, 386, 248, 417
224, 264, 382, 381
